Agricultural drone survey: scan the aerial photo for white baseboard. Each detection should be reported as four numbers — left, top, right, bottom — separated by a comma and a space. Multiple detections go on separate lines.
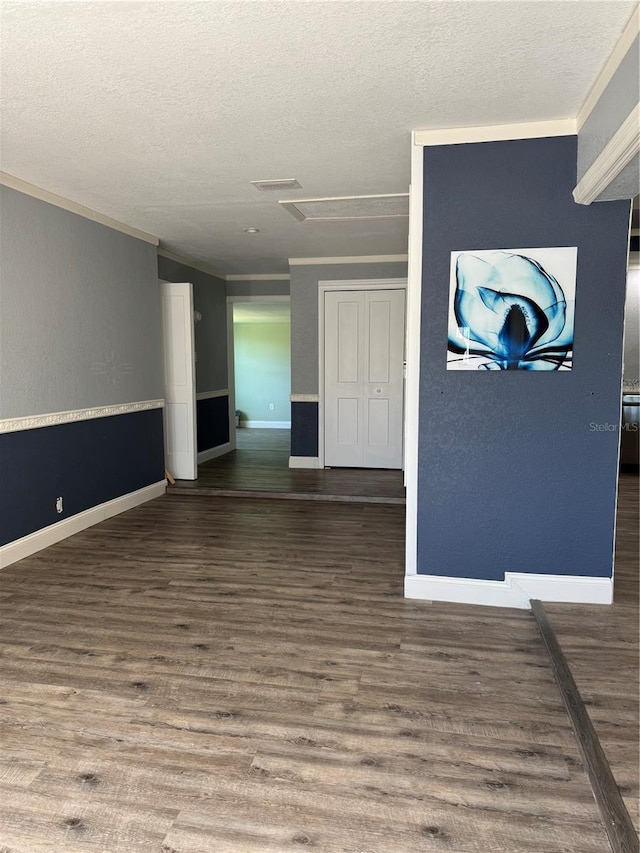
0, 480, 167, 570
289, 456, 320, 469
197, 442, 232, 464
243, 421, 291, 429
404, 571, 613, 609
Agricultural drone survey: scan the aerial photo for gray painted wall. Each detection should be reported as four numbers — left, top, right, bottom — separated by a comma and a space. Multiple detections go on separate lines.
226, 279, 290, 297
290, 261, 408, 394
157, 256, 227, 393
0, 186, 163, 419
577, 33, 639, 189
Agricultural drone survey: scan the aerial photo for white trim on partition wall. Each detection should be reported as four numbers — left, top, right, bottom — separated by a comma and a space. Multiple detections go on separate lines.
0, 399, 164, 434
577, 6, 640, 131
404, 572, 613, 609
289, 255, 408, 266
290, 394, 319, 403
404, 133, 424, 577
289, 456, 320, 469
198, 442, 233, 464
243, 420, 291, 429
573, 103, 640, 205
413, 119, 576, 148
195, 389, 229, 401
226, 274, 291, 281
226, 303, 237, 452
0, 172, 159, 245
0, 480, 167, 570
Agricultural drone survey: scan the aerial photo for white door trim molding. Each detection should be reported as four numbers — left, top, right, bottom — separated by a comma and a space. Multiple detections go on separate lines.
405, 572, 613, 609
404, 133, 424, 577
318, 278, 407, 470
226, 303, 237, 453
161, 281, 197, 481
414, 119, 576, 148
0, 480, 167, 570
573, 103, 640, 204
0, 172, 159, 245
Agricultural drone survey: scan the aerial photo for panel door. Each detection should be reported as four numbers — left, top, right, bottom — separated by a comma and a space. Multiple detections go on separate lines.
324, 288, 405, 469
160, 282, 197, 480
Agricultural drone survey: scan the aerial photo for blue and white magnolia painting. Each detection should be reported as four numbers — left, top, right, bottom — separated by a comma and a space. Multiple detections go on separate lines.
447, 247, 577, 371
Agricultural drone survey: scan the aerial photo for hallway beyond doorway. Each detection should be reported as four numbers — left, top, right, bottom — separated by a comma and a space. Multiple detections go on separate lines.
169, 428, 405, 504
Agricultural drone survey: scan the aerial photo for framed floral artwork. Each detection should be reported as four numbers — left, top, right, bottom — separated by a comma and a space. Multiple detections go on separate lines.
447, 247, 577, 371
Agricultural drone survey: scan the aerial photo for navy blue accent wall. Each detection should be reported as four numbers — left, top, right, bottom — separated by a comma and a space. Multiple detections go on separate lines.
291, 402, 318, 457
0, 408, 164, 546
418, 135, 630, 581
196, 395, 229, 452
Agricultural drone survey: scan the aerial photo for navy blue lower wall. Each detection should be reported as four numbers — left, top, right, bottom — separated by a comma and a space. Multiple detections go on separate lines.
291, 402, 318, 456
0, 408, 165, 546
418, 135, 630, 581
197, 395, 229, 452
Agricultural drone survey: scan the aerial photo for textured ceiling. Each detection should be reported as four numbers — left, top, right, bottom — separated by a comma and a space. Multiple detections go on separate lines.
0, 1, 635, 275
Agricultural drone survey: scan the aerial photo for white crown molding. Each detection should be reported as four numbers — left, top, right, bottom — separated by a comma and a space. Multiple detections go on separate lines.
0, 480, 166, 570
196, 389, 229, 401
573, 103, 640, 205
413, 119, 576, 147
197, 442, 233, 464
0, 399, 164, 434
289, 456, 320, 469
0, 172, 159, 245
290, 394, 319, 403
405, 572, 613, 609
158, 248, 226, 280
577, 5, 640, 132
226, 274, 291, 281
289, 254, 408, 266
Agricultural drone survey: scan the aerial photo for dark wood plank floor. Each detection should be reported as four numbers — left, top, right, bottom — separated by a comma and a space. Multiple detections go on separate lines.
171, 428, 406, 502
1, 491, 628, 852
544, 472, 640, 834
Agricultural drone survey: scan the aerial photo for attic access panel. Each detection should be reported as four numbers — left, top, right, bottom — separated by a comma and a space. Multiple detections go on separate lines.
279, 193, 409, 222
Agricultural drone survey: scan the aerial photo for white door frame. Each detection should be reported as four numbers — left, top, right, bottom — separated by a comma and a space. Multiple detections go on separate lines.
318, 278, 407, 470
226, 295, 291, 441
160, 281, 197, 480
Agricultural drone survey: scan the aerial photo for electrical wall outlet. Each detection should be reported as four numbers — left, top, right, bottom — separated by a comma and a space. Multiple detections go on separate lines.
55, 496, 63, 514
269, 403, 275, 411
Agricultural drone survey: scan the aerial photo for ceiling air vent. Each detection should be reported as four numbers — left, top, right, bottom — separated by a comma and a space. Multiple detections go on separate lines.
251, 178, 302, 191
279, 193, 409, 222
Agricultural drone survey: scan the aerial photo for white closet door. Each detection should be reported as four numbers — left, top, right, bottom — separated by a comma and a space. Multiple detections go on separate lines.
160, 282, 197, 480
324, 289, 405, 469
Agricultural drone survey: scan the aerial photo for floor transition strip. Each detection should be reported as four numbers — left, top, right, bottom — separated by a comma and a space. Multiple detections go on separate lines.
530, 598, 639, 853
